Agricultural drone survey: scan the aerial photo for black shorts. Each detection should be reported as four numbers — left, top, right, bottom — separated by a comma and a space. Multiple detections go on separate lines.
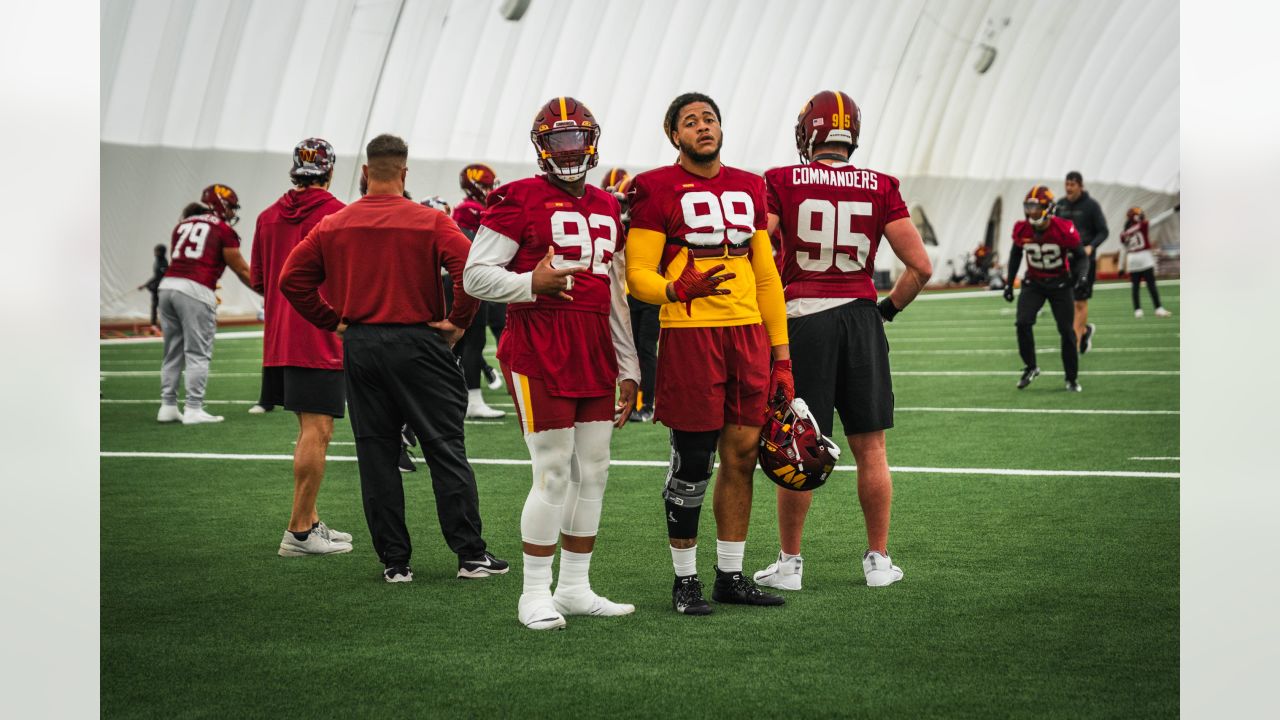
788, 300, 894, 437
261, 366, 346, 418
1075, 259, 1098, 300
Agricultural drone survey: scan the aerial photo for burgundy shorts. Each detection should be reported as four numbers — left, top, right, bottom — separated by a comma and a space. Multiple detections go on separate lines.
654, 324, 770, 432
502, 363, 614, 433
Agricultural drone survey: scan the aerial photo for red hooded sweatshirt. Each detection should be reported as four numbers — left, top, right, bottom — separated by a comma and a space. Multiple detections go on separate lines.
251, 187, 346, 369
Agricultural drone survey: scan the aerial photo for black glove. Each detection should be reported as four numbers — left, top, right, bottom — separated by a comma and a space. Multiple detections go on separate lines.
1002, 285, 1014, 303
877, 297, 900, 322
1073, 274, 1088, 294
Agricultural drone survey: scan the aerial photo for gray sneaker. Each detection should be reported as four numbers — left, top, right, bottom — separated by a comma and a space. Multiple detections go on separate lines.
316, 521, 352, 544
278, 527, 353, 557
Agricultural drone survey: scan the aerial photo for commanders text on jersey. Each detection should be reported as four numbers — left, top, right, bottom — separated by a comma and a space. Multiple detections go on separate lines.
791, 166, 879, 190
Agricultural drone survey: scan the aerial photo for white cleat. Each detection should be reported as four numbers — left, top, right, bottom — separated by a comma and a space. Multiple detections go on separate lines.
157, 404, 182, 423
519, 593, 567, 630
863, 550, 904, 587
753, 552, 803, 591
552, 589, 636, 617
278, 527, 353, 557
182, 407, 225, 424
466, 401, 506, 419
1134, 308, 1144, 319
1154, 307, 1172, 318
247, 404, 268, 414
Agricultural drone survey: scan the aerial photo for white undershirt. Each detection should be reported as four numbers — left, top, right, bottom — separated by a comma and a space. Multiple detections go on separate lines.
785, 297, 856, 319
158, 276, 217, 308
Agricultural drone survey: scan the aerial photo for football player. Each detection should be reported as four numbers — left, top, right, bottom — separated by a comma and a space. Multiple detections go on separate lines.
1119, 207, 1171, 318
463, 97, 641, 631
752, 91, 932, 591
1004, 186, 1091, 391
616, 175, 660, 423
250, 138, 354, 558
156, 183, 256, 425
449, 163, 506, 416
625, 92, 791, 615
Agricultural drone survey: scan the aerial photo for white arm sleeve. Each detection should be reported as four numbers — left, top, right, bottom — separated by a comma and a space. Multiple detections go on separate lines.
462, 226, 535, 303
609, 252, 641, 385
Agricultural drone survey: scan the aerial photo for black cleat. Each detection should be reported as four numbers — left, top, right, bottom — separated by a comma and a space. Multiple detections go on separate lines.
398, 447, 417, 473
1065, 380, 1083, 392
1016, 366, 1041, 389
673, 574, 714, 615
711, 566, 785, 606
1080, 323, 1095, 354
457, 551, 510, 579
628, 407, 654, 424
384, 564, 413, 583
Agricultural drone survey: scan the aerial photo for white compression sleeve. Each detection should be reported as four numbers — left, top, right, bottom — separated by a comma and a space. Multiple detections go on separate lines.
608, 252, 641, 385
520, 427, 575, 545
463, 226, 535, 303
561, 421, 613, 538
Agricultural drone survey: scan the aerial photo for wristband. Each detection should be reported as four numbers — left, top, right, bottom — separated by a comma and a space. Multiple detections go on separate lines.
877, 297, 901, 322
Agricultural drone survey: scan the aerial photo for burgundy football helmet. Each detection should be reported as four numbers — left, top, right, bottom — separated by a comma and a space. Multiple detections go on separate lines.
759, 397, 841, 492
292, 137, 336, 180
1024, 185, 1056, 230
795, 90, 861, 162
600, 167, 629, 191
1126, 206, 1146, 226
531, 96, 600, 182
460, 163, 498, 203
200, 184, 240, 225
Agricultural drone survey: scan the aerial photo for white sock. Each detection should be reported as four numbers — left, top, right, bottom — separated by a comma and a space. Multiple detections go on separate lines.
468, 388, 484, 405
781, 551, 801, 562
717, 540, 745, 573
671, 545, 697, 577
557, 549, 592, 594
523, 553, 553, 596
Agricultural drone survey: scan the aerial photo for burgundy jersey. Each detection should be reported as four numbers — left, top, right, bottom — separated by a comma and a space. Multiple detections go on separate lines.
164, 214, 240, 290
1120, 220, 1152, 253
452, 198, 484, 237
764, 162, 909, 302
480, 175, 624, 397
1012, 216, 1081, 282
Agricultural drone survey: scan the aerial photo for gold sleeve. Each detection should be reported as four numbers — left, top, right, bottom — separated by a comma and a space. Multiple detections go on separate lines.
624, 227, 672, 305
750, 229, 789, 346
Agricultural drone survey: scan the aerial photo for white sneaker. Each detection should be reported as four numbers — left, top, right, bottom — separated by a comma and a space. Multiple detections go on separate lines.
157, 404, 182, 423
248, 404, 267, 414
182, 407, 225, 424
519, 593, 567, 630
466, 401, 506, 419
862, 550, 904, 587
1154, 307, 1172, 318
316, 521, 352, 544
278, 527, 353, 557
1134, 308, 1144, 318
753, 551, 804, 591
552, 588, 635, 617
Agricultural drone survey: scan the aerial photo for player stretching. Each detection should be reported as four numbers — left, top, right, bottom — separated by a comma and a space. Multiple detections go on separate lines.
464, 97, 640, 630
754, 91, 932, 591
626, 92, 792, 615
1003, 186, 1091, 391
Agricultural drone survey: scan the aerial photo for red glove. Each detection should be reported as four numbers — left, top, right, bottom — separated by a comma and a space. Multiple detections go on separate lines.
770, 359, 794, 405
670, 252, 735, 304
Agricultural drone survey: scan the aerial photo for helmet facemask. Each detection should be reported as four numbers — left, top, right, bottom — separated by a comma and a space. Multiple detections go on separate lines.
1024, 200, 1051, 230
533, 125, 600, 182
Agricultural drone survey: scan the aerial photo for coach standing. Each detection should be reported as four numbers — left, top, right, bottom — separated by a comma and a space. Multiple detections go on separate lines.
1056, 171, 1108, 354
279, 134, 509, 584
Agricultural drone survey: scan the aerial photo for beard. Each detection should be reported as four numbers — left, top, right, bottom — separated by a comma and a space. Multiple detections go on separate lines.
679, 136, 722, 163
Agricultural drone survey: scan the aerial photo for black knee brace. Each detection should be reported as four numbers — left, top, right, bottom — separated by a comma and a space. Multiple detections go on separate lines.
663, 429, 719, 540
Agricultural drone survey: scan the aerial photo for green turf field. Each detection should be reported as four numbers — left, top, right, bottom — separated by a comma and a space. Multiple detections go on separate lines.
100, 282, 1178, 718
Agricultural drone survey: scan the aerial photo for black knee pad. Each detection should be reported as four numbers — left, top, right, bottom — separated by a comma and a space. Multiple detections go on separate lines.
663, 429, 719, 539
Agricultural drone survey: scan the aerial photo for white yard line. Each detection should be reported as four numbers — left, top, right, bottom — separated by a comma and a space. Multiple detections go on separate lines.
99, 451, 1178, 479
899, 406, 1177, 416
100, 330, 264, 346
100, 371, 261, 377
911, 281, 1179, 302
1130, 456, 1180, 461
890, 347, 1176, 355
893, 370, 1178, 376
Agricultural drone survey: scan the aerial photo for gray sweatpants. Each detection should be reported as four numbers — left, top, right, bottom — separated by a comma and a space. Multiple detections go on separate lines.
158, 289, 217, 409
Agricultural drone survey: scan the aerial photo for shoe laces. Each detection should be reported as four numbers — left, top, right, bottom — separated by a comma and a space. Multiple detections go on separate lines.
723, 572, 764, 596
677, 576, 706, 601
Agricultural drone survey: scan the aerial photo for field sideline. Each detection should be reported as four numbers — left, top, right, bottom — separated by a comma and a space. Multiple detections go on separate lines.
100, 282, 1178, 718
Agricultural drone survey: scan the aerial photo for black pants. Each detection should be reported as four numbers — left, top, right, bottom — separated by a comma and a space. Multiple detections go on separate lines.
454, 304, 487, 391
628, 295, 660, 410
149, 289, 160, 326
486, 302, 506, 346
1130, 269, 1162, 309
342, 324, 487, 566
1016, 280, 1078, 382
